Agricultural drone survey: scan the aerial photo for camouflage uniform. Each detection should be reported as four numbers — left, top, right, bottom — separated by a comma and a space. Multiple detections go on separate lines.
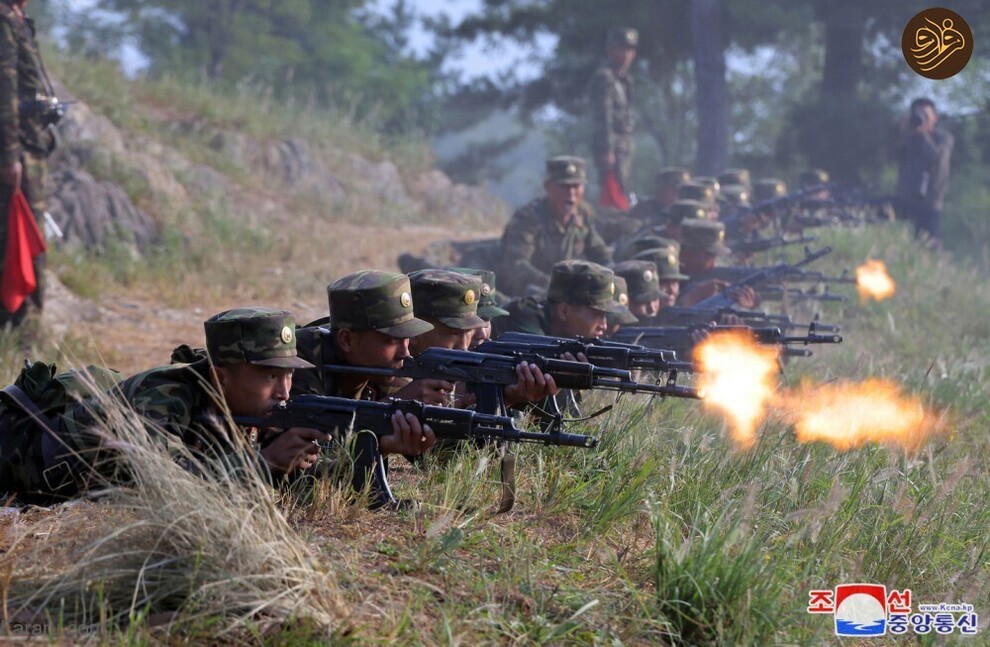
626, 167, 689, 228
589, 27, 637, 194
678, 219, 731, 297
496, 260, 623, 337
0, 0, 54, 323
499, 157, 611, 296
293, 270, 433, 400
1, 308, 313, 502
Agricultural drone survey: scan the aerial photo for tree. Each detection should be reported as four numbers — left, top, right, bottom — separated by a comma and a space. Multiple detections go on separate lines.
93, 0, 446, 133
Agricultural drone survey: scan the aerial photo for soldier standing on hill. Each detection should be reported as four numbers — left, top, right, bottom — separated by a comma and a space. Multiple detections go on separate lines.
589, 27, 638, 200
0, 0, 57, 327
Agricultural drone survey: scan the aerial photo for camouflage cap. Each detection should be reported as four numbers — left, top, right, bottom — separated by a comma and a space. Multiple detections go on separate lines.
613, 260, 664, 302
655, 167, 690, 189
607, 27, 639, 48
607, 275, 640, 326
409, 269, 486, 330
546, 260, 625, 313
633, 248, 690, 282
681, 219, 731, 256
718, 184, 750, 206
753, 178, 788, 202
448, 267, 510, 320
678, 182, 715, 206
545, 156, 587, 185
693, 176, 721, 197
800, 168, 829, 187
718, 168, 751, 188
621, 234, 679, 261
669, 199, 709, 223
205, 307, 314, 369
329, 270, 434, 338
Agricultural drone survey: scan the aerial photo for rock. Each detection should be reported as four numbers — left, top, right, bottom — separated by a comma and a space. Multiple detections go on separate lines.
47, 168, 158, 251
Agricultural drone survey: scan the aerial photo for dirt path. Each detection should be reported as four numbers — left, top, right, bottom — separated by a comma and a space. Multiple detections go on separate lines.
46, 223, 499, 375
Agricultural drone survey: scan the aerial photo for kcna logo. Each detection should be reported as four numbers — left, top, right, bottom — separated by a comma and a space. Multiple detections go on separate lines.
902, 7, 973, 79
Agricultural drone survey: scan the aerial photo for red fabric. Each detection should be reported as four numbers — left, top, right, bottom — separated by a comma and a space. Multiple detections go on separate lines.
598, 171, 629, 211
1, 188, 47, 314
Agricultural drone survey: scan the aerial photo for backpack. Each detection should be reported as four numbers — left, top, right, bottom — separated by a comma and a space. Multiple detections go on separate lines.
0, 360, 123, 504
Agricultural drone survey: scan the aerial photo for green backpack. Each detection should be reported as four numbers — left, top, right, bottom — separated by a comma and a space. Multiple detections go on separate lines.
0, 360, 123, 504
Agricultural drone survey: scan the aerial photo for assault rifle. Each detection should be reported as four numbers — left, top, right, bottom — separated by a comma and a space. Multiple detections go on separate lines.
698, 265, 857, 286
237, 394, 597, 448
236, 394, 597, 511
478, 331, 694, 373
325, 347, 702, 420
730, 234, 819, 255
757, 285, 848, 304
613, 324, 842, 358
692, 246, 833, 310
653, 305, 841, 334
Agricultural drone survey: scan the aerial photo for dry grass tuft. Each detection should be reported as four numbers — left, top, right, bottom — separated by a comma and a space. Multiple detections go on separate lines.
2, 381, 346, 640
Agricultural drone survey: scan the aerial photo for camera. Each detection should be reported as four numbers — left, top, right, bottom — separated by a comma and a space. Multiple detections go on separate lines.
21, 95, 67, 127
908, 107, 927, 129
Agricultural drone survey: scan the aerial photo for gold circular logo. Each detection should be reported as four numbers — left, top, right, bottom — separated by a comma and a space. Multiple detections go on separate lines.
618, 293, 629, 306
667, 253, 677, 266
280, 326, 293, 344
717, 230, 725, 242
566, 164, 577, 176
463, 290, 476, 305
902, 8, 973, 80
643, 270, 654, 282
481, 283, 492, 297
399, 292, 412, 308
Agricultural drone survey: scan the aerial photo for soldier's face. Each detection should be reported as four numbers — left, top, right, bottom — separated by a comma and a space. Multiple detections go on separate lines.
630, 298, 661, 319
545, 181, 584, 220
337, 329, 410, 385
658, 280, 680, 307
410, 319, 478, 354
554, 304, 608, 339
469, 319, 492, 350
656, 186, 680, 206
607, 45, 636, 72
215, 363, 292, 418
681, 248, 717, 275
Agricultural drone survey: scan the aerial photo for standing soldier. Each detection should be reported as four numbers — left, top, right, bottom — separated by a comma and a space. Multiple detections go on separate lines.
589, 27, 638, 201
0, 0, 58, 326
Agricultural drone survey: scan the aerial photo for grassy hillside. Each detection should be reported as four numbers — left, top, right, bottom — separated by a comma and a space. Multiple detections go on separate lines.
4, 218, 988, 644
0, 51, 986, 645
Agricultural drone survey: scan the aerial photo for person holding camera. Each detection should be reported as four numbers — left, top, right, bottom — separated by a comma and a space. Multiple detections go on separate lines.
895, 97, 954, 246
0, 0, 59, 327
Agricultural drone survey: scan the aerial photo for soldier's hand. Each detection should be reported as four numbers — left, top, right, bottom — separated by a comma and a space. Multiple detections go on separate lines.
603, 151, 616, 169
727, 285, 758, 309
390, 378, 455, 406
260, 427, 331, 476
678, 279, 729, 307
379, 411, 436, 457
0, 161, 22, 188
504, 362, 561, 407
561, 351, 590, 364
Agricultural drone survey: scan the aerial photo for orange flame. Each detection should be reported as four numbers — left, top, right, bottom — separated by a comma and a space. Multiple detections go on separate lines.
695, 330, 780, 449
781, 378, 937, 452
856, 259, 896, 302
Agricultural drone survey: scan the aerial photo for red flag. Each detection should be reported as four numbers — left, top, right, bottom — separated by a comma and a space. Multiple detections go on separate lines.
1, 188, 47, 314
598, 170, 629, 211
